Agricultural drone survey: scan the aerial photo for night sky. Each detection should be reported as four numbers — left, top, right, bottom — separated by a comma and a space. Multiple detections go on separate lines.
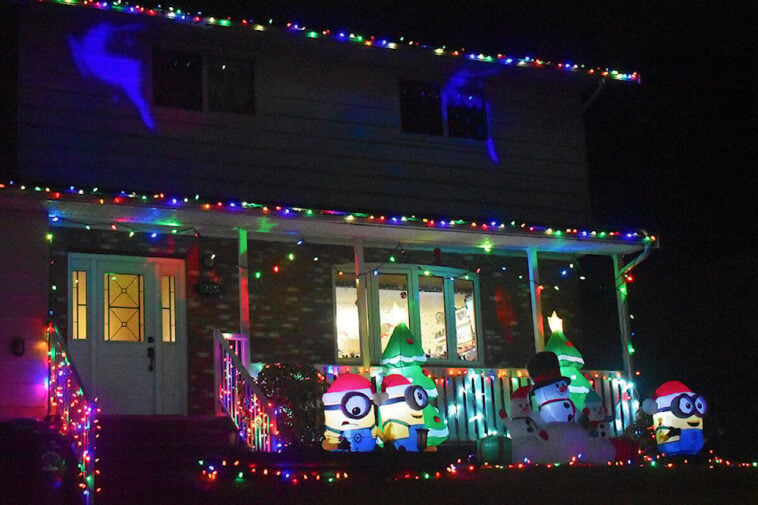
169, 1, 755, 458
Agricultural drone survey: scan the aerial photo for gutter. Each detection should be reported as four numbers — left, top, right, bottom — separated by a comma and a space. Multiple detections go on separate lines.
617, 234, 655, 278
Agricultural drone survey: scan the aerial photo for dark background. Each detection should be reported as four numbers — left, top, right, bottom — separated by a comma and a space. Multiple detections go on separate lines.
160, 0, 754, 458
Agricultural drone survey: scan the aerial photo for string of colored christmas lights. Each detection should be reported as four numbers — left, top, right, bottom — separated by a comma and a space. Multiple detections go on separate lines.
195, 452, 757, 489
1, 181, 655, 247
37, 0, 640, 83
47, 214, 202, 239
47, 323, 100, 502
218, 338, 282, 452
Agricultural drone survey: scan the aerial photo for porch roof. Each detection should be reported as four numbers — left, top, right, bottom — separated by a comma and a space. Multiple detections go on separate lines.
46, 196, 655, 257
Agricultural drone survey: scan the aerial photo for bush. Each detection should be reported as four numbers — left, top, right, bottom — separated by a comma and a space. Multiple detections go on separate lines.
256, 363, 328, 449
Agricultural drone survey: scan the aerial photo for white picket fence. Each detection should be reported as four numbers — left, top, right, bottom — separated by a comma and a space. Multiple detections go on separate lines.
316, 365, 638, 442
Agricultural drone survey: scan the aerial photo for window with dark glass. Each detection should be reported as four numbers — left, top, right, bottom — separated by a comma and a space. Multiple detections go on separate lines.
399, 80, 443, 135
152, 48, 202, 110
447, 92, 488, 140
208, 57, 255, 114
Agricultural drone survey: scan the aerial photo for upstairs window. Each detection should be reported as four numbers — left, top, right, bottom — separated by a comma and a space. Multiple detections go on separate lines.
446, 91, 488, 140
399, 80, 443, 135
153, 49, 255, 115
152, 48, 202, 110
208, 57, 255, 115
400, 80, 489, 140
334, 264, 481, 364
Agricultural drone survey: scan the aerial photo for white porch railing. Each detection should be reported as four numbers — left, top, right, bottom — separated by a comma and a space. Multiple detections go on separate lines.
47, 323, 98, 504
213, 331, 280, 452
315, 365, 638, 442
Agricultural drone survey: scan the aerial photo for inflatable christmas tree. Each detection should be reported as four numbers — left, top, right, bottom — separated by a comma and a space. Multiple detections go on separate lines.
380, 324, 448, 447
544, 311, 592, 411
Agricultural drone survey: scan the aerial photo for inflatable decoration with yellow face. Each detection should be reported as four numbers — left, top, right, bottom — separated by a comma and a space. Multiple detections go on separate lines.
322, 374, 379, 452
378, 374, 430, 452
649, 381, 707, 456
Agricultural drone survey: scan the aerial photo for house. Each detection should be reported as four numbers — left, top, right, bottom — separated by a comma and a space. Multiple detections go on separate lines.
0, 0, 650, 461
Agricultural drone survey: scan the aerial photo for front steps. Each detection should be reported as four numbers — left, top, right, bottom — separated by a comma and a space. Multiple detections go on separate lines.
95, 415, 243, 504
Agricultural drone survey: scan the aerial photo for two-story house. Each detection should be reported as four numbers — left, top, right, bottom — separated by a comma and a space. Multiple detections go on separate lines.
0, 0, 649, 452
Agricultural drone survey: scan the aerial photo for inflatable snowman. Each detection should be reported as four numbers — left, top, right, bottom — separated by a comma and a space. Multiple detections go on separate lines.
526, 351, 577, 424
506, 385, 549, 463
579, 391, 616, 463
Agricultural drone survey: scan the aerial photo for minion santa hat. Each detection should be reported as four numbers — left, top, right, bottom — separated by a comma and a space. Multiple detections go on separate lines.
643, 380, 708, 416
323, 374, 377, 413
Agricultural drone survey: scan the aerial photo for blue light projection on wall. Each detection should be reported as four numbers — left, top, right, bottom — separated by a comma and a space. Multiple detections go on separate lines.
442, 67, 502, 164
68, 22, 155, 130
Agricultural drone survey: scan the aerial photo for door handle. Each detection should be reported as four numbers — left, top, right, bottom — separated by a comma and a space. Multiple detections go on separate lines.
147, 346, 155, 371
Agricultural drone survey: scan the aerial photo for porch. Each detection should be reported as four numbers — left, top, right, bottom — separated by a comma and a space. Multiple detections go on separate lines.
216, 333, 637, 452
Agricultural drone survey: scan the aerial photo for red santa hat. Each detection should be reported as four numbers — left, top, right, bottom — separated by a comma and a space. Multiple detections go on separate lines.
323, 374, 374, 405
511, 386, 531, 400
381, 374, 412, 397
654, 380, 693, 410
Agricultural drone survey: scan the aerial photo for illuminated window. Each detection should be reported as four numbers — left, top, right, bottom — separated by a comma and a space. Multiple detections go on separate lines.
71, 271, 87, 340
453, 278, 478, 361
447, 91, 488, 140
104, 273, 144, 342
419, 275, 447, 359
152, 48, 203, 110
377, 273, 411, 353
160, 275, 176, 343
333, 264, 481, 364
208, 57, 255, 114
334, 272, 360, 360
399, 80, 443, 135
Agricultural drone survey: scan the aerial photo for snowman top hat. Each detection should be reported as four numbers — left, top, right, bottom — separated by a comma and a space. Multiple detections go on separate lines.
526, 351, 571, 390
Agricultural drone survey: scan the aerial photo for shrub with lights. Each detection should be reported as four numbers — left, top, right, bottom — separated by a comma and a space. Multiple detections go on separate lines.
256, 363, 328, 449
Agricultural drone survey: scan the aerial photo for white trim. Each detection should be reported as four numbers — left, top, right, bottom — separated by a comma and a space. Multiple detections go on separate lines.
557, 354, 585, 365
568, 385, 590, 394
383, 383, 410, 396
47, 200, 648, 256
428, 426, 449, 437
381, 354, 428, 366
527, 248, 544, 352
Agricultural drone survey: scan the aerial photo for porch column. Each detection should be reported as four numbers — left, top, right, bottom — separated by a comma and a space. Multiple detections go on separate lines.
612, 254, 634, 380
353, 238, 371, 368
527, 248, 545, 352
238, 228, 250, 340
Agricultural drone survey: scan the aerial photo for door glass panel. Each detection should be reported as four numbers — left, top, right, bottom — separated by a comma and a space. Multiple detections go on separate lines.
453, 278, 478, 361
161, 275, 176, 343
419, 275, 447, 359
334, 272, 360, 360
377, 273, 410, 352
71, 270, 87, 340
104, 273, 145, 342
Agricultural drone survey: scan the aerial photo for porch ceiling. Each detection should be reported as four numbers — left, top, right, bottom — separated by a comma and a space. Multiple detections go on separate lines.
47, 200, 651, 256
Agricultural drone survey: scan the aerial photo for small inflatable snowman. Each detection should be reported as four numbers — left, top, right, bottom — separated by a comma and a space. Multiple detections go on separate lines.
506, 385, 549, 464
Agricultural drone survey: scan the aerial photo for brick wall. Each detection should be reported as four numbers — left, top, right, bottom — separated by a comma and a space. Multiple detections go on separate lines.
247, 240, 353, 363
245, 240, 541, 369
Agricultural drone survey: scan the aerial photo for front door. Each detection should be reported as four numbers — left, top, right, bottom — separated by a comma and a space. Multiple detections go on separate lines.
67, 253, 187, 415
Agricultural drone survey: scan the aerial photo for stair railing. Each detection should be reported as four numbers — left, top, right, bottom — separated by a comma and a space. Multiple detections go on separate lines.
47, 323, 98, 504
213, 331, 280, 452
